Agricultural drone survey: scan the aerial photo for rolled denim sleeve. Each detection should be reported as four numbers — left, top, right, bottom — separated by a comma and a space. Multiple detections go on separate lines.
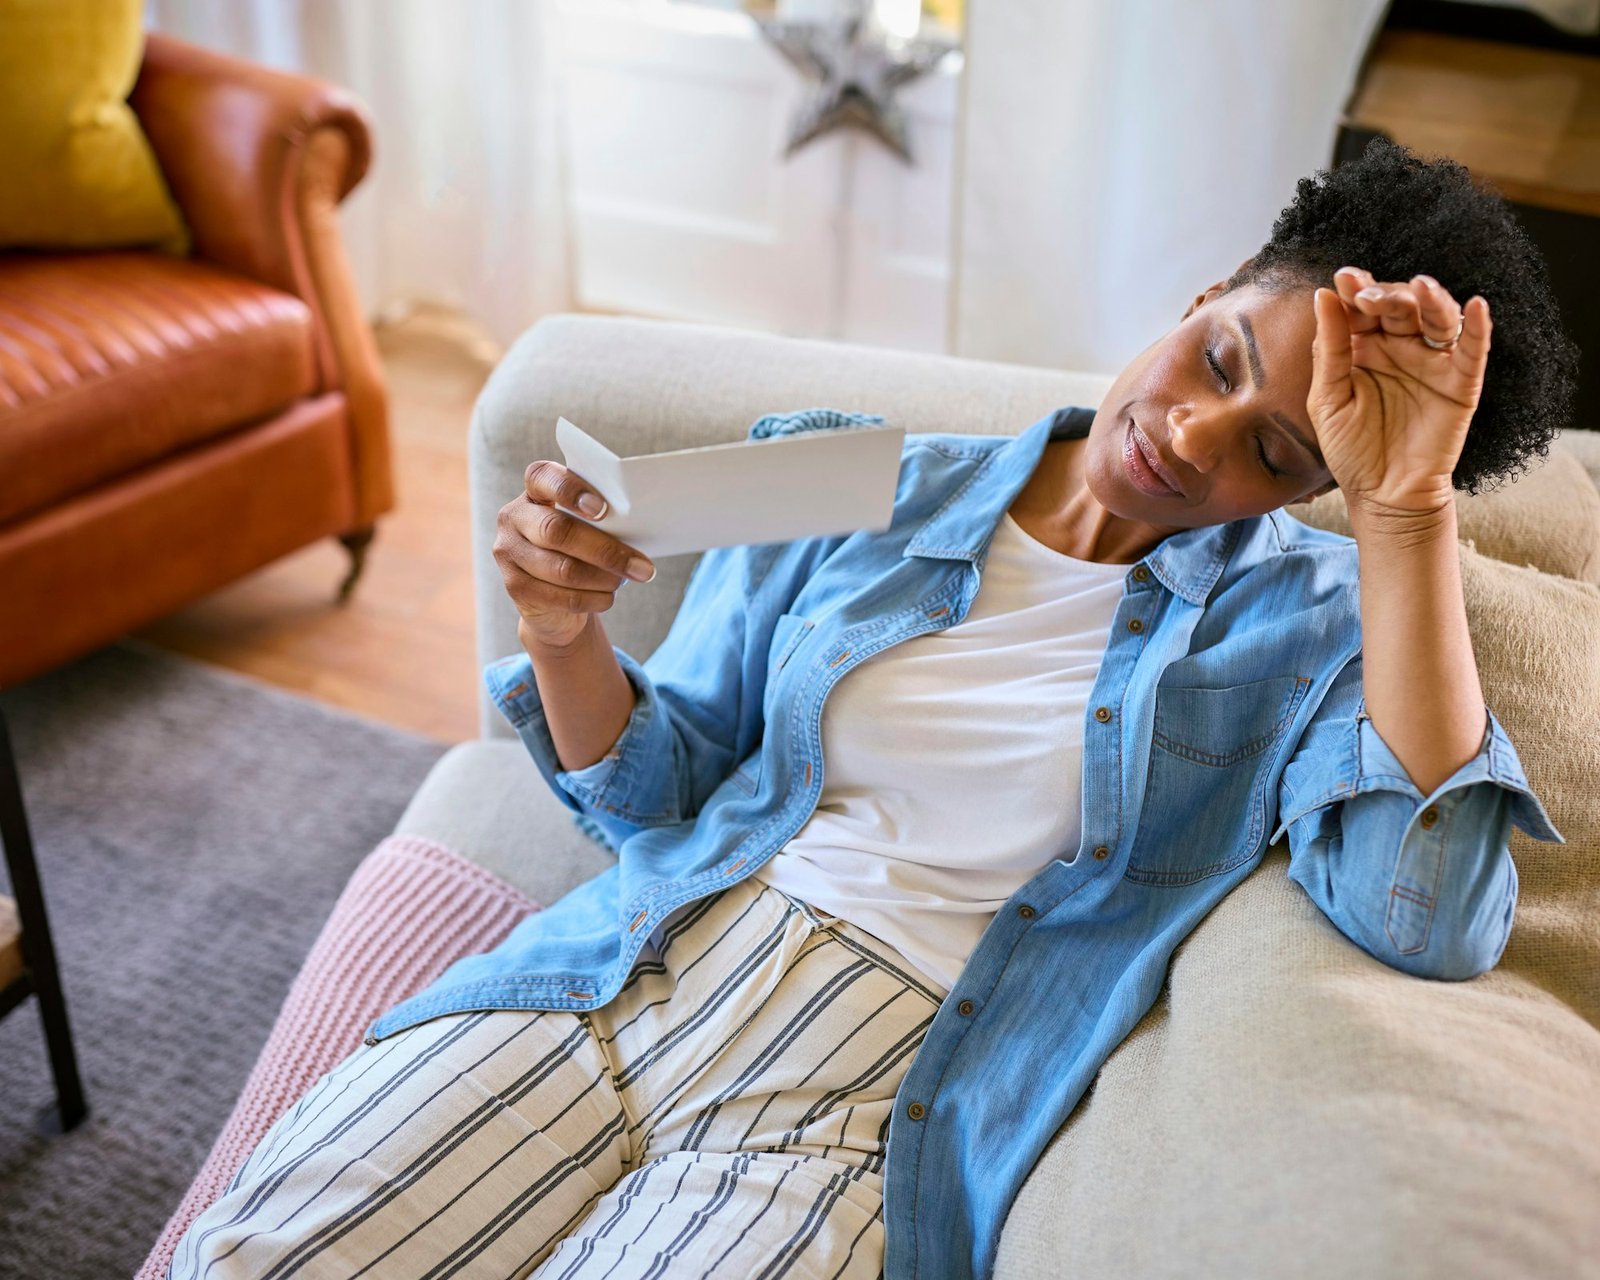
1272, 654, 1564, 982
484, 644, 679, 854
485, 530, 835, 852
485, 408, 888, 851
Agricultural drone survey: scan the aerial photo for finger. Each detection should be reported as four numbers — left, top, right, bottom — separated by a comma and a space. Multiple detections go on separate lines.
1411, 274, 1464, 347
1453, 294, 1492, 382
524, 459, 610, 521
1353, 282, 1424, 337
1308, 287, 1354, 420
511, 499, 655, 583
1333, 265, 1376, 297
497, 525, 637, 600
505, 564, 620, 619
1332, 267, 1381, 333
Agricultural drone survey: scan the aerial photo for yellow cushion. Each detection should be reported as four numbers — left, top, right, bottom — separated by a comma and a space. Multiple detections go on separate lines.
0, 0, 188, 253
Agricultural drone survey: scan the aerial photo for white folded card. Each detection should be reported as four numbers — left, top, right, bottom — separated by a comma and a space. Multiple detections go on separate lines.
554, 415, 907, 559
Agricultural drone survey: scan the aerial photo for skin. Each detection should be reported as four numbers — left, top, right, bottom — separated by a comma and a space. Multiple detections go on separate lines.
532, 250, 1492, 791
1010, 254, 1497, 796
1010, 259, 1487, 563
1010, 264, 1340, 563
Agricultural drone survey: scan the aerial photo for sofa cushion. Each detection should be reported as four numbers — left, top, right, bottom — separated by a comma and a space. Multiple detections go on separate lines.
997, 544, 1600, 1277
1561, 429, 1600, 503
1289, 436, 1600, 584
0, 0, 187, 254
0, 251, 317, 525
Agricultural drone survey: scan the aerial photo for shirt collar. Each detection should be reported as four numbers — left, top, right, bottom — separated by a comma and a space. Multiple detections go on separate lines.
903, 406, 1241, 607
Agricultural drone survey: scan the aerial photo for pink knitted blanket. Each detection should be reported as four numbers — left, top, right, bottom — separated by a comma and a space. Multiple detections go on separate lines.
136, 835, 541, 1279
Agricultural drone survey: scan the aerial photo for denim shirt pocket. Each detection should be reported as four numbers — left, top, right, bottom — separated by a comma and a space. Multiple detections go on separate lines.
1126, 674, 1312, 886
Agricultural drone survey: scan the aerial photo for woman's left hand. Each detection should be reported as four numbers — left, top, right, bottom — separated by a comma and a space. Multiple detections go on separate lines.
1307, 265, 1491, 522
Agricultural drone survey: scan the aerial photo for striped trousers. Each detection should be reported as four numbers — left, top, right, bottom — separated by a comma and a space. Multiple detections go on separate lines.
169, 874, 946, 1279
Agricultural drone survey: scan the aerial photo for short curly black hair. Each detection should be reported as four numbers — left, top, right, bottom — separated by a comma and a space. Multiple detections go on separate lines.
1223, 136, 1579, 495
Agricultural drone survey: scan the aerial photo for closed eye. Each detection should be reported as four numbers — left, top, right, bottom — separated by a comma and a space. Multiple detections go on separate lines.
1204, 345, 1229, 391
1208, 343, 1284, 479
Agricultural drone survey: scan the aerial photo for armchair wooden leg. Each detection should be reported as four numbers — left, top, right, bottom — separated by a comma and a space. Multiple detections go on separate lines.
336, 524, 378, 604
0, 703, 88, 1134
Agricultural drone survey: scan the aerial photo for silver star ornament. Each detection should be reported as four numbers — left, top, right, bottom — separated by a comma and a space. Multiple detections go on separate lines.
753, 8, 959, 165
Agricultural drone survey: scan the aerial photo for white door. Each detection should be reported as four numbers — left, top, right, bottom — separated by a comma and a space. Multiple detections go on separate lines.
555, 0, 961, 352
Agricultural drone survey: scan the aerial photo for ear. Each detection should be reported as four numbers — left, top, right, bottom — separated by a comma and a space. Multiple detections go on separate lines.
1181, 281, 1229, 322
1182, 258, 1255, 321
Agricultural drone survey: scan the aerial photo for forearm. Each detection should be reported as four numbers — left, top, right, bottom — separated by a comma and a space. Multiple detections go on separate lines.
522, 615, 636, 773
1349, 501, 1488, 796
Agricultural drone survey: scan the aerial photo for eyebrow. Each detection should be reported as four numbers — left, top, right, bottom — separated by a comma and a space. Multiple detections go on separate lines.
1235, 313, 1327, 472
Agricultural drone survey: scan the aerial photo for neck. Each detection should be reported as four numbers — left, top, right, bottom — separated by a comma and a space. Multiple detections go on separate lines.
1009, 438, 1173, 564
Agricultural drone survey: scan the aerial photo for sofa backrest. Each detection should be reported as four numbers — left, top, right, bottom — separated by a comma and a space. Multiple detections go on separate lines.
469, 312, 1600, 739
468, 313, 1115, 739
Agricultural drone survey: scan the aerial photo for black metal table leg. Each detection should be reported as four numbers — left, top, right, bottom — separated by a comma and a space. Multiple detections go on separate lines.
0, 701, 88, 1132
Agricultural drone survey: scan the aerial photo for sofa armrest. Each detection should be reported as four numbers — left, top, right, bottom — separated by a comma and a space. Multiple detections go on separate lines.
130, 32, 370, 297
393, 741, 615, 905
130, 32, 392, 524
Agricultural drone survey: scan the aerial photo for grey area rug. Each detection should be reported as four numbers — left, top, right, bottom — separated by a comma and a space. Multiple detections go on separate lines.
0, 640, 450, 1280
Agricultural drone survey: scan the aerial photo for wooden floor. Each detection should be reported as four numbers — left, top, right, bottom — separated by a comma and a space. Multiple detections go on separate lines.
133, 307, 503, 745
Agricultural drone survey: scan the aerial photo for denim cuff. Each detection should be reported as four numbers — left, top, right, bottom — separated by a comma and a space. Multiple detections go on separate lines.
1274, 701, 1564, 846
1352, 705, 1564, 845
483, 647, 679, 835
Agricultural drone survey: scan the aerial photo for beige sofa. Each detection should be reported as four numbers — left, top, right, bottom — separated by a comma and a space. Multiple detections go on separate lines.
395, 314, 1600, 1278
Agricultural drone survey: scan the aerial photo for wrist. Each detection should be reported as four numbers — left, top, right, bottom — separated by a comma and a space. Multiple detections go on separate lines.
1347, 495, 1457, 549
520, 615, 594, 663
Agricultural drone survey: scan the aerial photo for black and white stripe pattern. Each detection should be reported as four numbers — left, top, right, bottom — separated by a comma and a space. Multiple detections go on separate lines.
170, 876, 942, 1279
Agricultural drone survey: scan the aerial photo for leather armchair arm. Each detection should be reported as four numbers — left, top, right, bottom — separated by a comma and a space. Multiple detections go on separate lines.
131, 32, 370, 297
130, 32, 393, 525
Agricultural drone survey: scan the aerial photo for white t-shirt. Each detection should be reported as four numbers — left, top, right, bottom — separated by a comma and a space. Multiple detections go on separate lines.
755, 510, 1128, 994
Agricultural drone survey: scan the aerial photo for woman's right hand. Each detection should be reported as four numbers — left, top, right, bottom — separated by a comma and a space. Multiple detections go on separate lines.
494, 460, 656, 653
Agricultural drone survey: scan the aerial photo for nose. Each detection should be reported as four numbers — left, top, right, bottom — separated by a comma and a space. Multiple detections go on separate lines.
1166, 404, 1232, 474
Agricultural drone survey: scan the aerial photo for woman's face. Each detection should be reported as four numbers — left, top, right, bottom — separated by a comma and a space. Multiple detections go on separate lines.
1085, 280, 1338, 529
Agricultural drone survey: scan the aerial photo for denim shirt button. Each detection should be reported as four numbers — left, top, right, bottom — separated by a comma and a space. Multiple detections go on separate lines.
1133, 565, 1151, 582
1092, 845, 1110, 860
1018, 905, 1036, 920
1420, 806, 1440, 829
1094, 706, 1112, 723
958, 999, 975, 1016
1128, 618, 1144, 633
907, 1101, 927, 1120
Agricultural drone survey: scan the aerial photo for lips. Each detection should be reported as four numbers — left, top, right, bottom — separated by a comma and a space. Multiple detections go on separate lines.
1129, 418, 1185, 497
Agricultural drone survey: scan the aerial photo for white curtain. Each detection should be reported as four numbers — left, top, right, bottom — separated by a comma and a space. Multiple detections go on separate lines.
143, 0, 573, 351
951, 0, 1391, 375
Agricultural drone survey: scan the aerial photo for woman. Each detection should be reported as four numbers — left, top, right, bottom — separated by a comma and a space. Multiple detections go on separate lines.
174, 139, 1572, 1279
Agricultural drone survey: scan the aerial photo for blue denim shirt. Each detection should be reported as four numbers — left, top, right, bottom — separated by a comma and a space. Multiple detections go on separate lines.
368, 406, 1564, 1280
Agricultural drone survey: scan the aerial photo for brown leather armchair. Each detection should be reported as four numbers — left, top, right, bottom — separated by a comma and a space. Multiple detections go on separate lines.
0, 32, 394, 691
